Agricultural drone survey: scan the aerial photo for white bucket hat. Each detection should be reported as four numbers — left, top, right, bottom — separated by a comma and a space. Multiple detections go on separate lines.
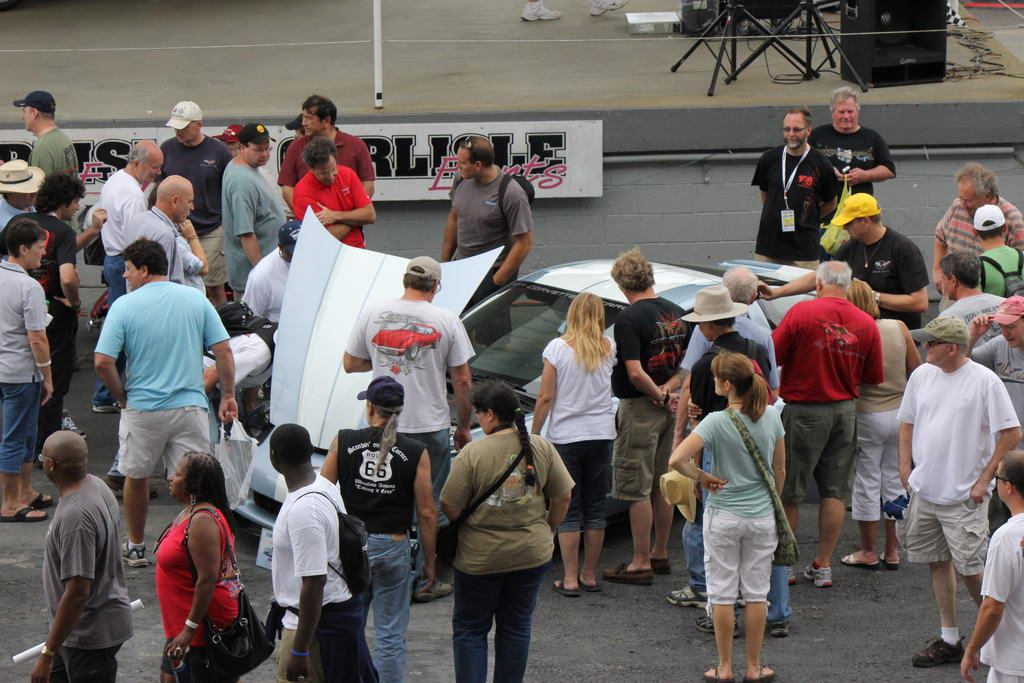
0, 160, 45, 194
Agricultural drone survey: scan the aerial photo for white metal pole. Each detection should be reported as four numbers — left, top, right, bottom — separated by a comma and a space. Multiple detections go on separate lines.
373, 0, 383, 109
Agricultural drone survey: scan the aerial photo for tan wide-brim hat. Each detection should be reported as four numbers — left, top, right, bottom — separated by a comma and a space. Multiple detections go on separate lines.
682, 284, 749, 323
660, 470, 698, 522
0, 159, 45, 194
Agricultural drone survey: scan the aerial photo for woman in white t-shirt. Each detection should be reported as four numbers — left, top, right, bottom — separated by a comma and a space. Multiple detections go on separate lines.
532, 293, 616, 596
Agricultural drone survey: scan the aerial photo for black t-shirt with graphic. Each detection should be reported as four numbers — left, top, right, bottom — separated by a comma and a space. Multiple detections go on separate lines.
752, 145, 838, 261
808, 125, 895, 197
835, 226, 929, 329
335, 427, 424, 534
612, 297, 689, 399
690, 331, 772, 417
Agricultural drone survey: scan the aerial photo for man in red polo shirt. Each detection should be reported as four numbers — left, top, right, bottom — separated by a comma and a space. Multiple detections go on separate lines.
277, 94, 375, 207
292, 137, 376, 248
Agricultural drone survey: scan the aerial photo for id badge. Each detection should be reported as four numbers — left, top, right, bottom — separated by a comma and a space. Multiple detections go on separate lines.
780, 209, 796, 233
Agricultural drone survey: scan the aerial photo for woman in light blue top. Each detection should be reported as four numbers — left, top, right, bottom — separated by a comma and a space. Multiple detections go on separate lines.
669, 352, 785, 683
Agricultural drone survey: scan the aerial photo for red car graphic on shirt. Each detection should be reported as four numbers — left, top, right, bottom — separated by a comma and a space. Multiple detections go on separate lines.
372, 323, 442, 360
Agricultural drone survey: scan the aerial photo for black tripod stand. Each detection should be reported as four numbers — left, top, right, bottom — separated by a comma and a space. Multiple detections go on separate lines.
671, 0, 818, 96
726, 0, 868, 91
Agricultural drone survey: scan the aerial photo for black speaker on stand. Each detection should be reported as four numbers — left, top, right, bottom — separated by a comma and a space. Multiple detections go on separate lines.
841, 0, 947, 87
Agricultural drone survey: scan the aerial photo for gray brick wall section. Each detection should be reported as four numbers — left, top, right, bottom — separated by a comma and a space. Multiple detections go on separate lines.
369, 154, 1024, 283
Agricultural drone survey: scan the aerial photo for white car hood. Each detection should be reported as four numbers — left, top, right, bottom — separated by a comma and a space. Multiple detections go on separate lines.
271, 210, 500, 449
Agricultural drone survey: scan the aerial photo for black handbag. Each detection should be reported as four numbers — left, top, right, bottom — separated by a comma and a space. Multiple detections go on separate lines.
183, 509, 275, 679
82, 233, 105, 267
436, 448, 527, 565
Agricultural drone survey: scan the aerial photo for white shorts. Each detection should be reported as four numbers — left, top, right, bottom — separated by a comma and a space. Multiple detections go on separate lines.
703, 507, 777, 605
852, 409, 905, 521
988, 669, 1024, 683
202, 334, 272, 389
118, 406, 211, 479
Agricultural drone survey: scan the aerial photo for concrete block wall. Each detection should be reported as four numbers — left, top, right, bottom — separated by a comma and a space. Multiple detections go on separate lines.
370, 152, 1024, 285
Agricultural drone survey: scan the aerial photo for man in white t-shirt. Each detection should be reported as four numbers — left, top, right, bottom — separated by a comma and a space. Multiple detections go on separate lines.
897, 316, 1021, 669
961, 450, 1024, 683
936, 251, 1003, 346
343, 256, 474, 602
269, 424, 377, 683
242, 220, 298, 324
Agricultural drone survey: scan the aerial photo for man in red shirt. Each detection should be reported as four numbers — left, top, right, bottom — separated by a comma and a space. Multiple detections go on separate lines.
292, 138, 375, 248
772, 261, 884, 589
277, 94, 375, 208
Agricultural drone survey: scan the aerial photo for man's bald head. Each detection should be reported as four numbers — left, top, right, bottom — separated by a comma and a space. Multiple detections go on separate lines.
156, 175, 194, 224
42, 431, 89, 481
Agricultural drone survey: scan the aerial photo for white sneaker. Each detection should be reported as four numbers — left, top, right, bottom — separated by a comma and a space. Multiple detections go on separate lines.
802, 563, 833, 588
590, 0, 631, 16
522, 1, 562, 20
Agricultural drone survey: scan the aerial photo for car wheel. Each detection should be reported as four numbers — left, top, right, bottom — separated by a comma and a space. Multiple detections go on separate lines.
407, 344, 420, 360
0, 0, 24, 10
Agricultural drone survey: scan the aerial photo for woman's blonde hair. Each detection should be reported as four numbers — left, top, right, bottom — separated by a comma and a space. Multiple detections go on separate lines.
711, 352, 769, 421
847, 279, 880, 319
562, 293, 611, 373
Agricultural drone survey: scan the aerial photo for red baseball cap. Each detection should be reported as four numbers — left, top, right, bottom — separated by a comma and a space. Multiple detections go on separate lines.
213, 125, 243, 143
994, 296, 1024, 325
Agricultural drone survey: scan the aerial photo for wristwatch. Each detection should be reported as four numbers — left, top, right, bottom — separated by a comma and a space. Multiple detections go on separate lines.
40, 644, 57, 658
874, 291, 881, 305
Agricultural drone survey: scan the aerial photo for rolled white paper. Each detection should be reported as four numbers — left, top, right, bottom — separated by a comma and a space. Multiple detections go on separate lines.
12, 599, 143, 664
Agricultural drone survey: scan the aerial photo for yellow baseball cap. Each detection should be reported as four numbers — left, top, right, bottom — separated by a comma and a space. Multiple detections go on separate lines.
832, 193, 881, 226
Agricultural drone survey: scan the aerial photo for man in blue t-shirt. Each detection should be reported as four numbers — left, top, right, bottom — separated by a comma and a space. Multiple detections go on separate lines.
94, 238, 236, 568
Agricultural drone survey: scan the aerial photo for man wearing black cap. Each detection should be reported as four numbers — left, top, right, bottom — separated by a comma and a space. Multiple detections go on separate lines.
241, 220, 299, 323
15, 91, 78, 178
221, 123, 285, 298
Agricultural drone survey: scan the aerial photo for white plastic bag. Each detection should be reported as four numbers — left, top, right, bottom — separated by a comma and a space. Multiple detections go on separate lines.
216, 421, 258, 510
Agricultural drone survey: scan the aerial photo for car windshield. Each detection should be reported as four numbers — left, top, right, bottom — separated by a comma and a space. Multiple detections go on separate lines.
462, 281, 625, 389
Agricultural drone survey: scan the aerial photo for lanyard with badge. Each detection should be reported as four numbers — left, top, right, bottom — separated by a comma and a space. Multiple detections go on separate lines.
780, 146, 809, 233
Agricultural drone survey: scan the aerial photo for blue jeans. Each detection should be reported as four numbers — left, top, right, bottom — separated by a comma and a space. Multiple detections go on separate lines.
681, 446, 713, 593
93, 253, 127, 409
0, 382, 40, 474
408, 428, 452, 589
363, 535, 413, 683
554, 439, 612, 532
452, 563, 546, 683
767, 565, 792, 624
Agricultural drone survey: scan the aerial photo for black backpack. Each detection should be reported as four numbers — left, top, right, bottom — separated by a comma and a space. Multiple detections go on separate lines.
295, 491, 371, 596
710, 338, 768, 380
215, 301, 278, 354
980, 250, 1024, 298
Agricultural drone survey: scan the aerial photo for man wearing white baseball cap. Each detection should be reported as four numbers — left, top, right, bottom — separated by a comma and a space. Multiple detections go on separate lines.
975, 204, 1023, 299
159, 101, 234, 306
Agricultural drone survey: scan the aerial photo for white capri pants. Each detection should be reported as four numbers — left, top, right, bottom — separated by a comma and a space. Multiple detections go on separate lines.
703, 507, 777, 605
852, 409, 905, 522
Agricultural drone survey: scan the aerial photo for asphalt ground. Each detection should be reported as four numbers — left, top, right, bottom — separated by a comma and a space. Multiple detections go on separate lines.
0, 280, 991, 683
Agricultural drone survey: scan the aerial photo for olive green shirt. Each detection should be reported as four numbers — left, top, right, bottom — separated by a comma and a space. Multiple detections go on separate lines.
29, 127, 78, 177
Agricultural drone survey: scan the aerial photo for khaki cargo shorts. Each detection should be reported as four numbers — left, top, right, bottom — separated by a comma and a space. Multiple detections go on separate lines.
612, 396, 674, 501
897, 492, 989, 575
198, 225, 227, 287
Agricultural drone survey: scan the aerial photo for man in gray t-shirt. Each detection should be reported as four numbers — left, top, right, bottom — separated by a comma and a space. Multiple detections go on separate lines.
937, 250, 1003, 344
441, 136, 534, 309
34, 432, 132, 683
222, 123, 286, 294
343, 256, 474, 601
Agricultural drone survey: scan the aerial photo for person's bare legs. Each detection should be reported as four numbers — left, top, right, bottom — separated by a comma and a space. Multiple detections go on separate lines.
709, 604, 735, 680
558, 531, 581, 591
883, 519, 899, 563
651, 489, 673, 562
930, 560, 958, 628
581, 528, 605, 587
626, 499, 653, 571
783, 501, 799, 533
815, 498, 845, 566
960, 572, 983, 607
123, 476, 150, 545
850, 520, 879, 563
0, 471, 45, 518
206, 284, 227, 307
743, 602, 773, 680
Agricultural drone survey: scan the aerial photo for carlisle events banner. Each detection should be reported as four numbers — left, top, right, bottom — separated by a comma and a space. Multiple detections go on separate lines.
0, 120, 603, 201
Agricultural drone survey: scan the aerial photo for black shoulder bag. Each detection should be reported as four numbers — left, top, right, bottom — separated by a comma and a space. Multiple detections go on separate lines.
183, 508, 275, 679
436, 448, 527, 565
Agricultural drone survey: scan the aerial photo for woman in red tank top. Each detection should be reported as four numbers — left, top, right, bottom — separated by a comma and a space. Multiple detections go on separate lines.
156, 453, 241, 683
